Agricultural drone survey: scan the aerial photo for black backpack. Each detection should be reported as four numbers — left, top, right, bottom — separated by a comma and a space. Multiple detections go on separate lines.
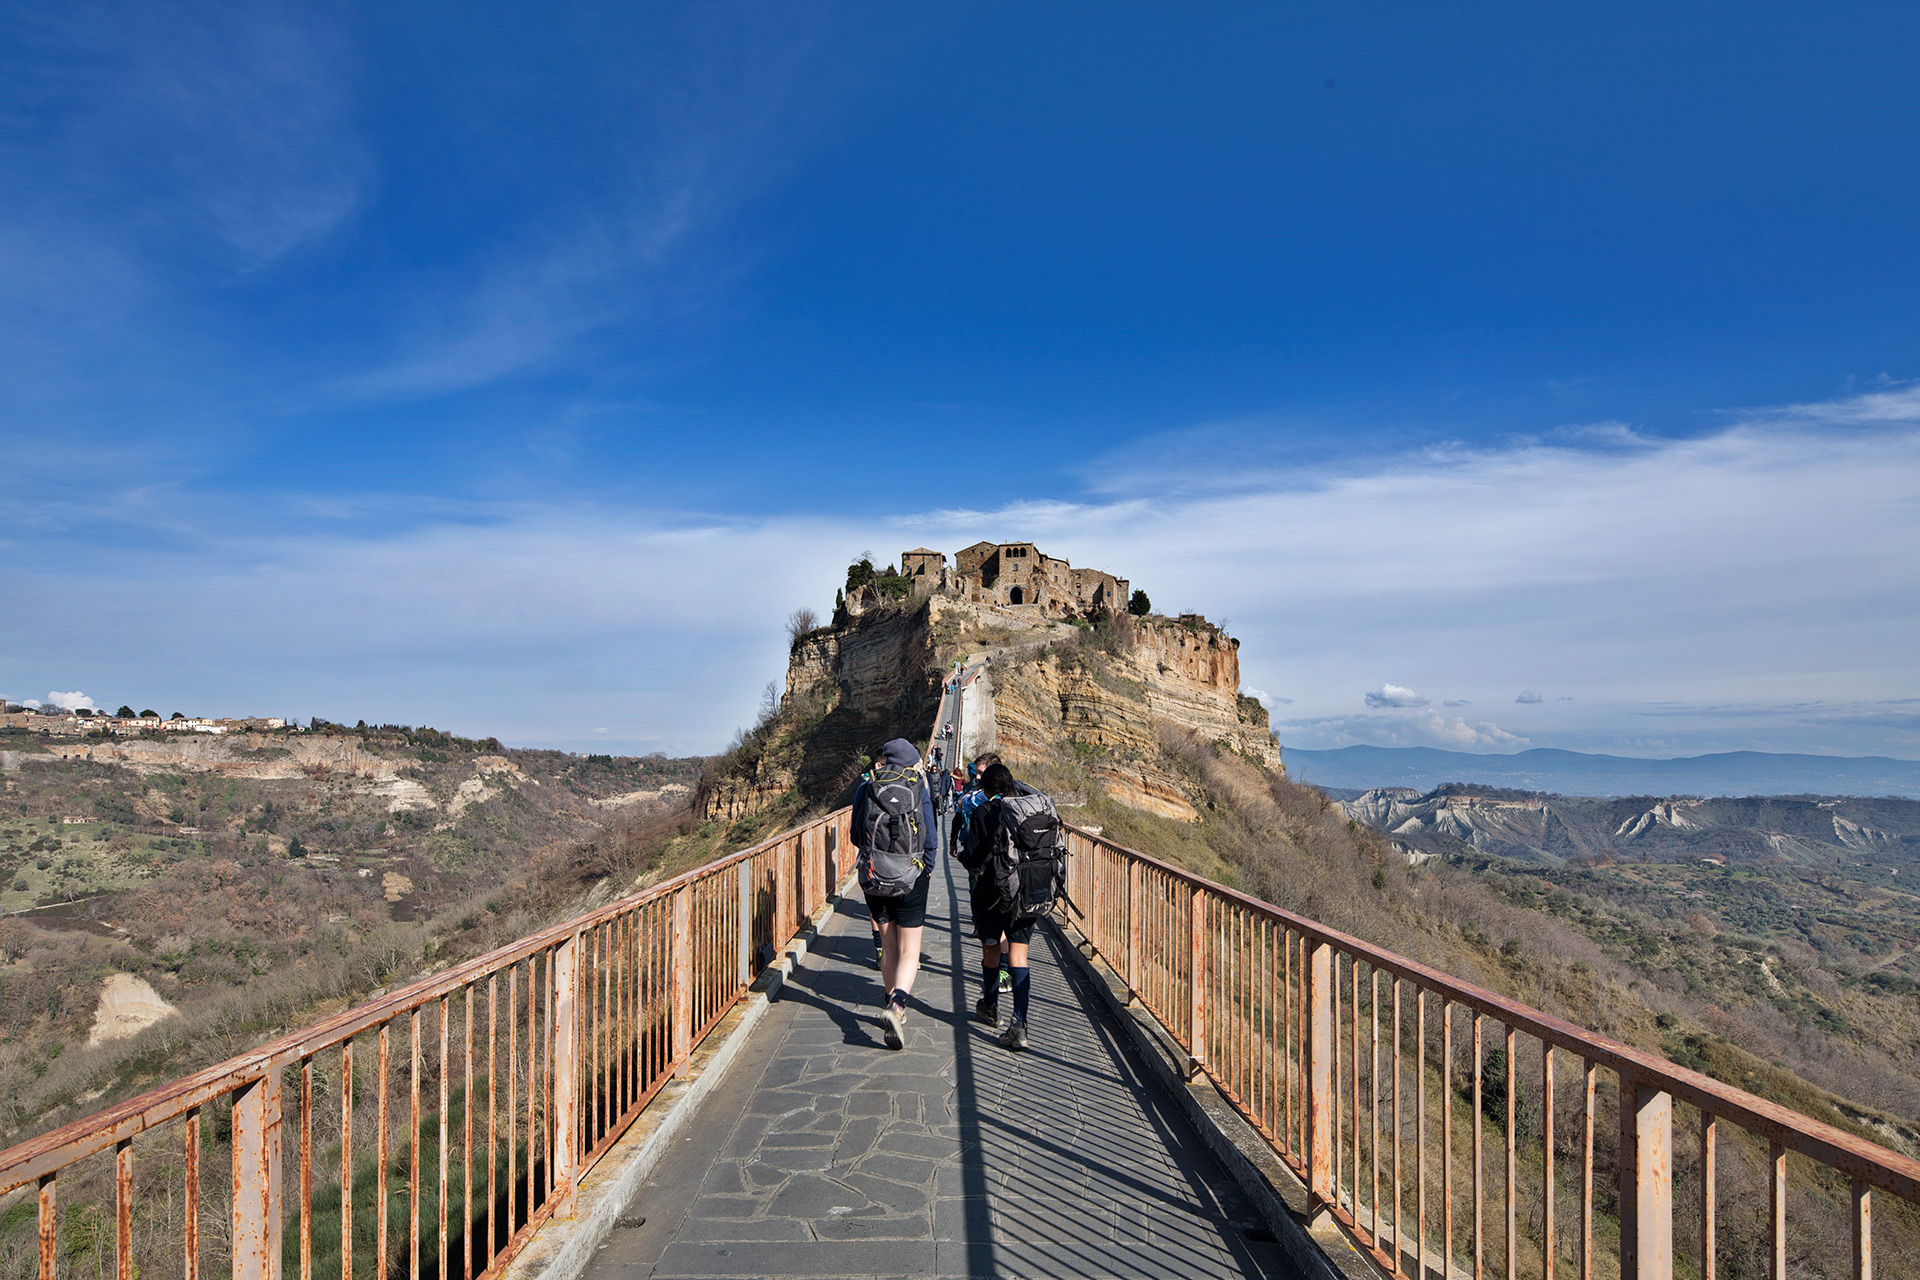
986, 786, 1068, 922
857, 766, 927, 898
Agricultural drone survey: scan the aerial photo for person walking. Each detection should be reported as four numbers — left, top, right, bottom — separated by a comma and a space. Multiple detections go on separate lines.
850, 737, 937, 1050
953, 753, 1011, 996
956, 760, 1042, 1050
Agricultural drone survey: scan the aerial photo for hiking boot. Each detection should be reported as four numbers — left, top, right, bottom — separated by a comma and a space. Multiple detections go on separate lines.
997, 966, 1012, 993
997, 1017, 1028, 1051
881, 1002, 906, 1050
973, 995, 999, 1026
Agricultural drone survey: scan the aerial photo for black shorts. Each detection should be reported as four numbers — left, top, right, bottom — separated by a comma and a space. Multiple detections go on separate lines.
969, 874, 1036, 943
866, 866, 931, 929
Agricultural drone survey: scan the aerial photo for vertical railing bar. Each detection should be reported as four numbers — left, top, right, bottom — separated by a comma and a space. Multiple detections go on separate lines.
1443, 1002, 1454, 1279
1504, 1024, 1516, 1280
1286, 928, 1295, 1151
620, 911, 632, 1115
186, 1104, 201, 1280
544, 946, 556, 1199
37, 1171, 55, 1280
591, 926, 603, 1143
1581, 1059, 1594, 1280
1351, 954, 1361, 1221
487, 975, 498, 1268
299, 1054, 313, 1280
440, 995, 451, 1280
1543, 1044, 1556, 1280
336, 1049, 349, 1280
506, 967, 516, 1253
1334, 950, 1343, 1201
115, 1136, 134, 1280
526, 954, 538, 1203
1417, 988, 1428, 1279
378, 1021, 391, 1280
1371, 968, 1381, 1250
1700, 1111, 1715, 1280
1768, 1140, 1786, 1280
1393, 977, 1403, 1276
410, 1006, 421, 1280
1851, 1177, 1871, 1280
1473, 1014, 1483, 1280
464, 986, 474, 1280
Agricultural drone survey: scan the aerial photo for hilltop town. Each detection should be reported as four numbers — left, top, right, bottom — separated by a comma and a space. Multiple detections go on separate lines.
840, 540, 1139, 622
0, 706, 293, 737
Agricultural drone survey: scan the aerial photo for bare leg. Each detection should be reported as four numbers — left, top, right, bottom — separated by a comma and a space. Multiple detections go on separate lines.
888, 925, 924, 999
880, 921, 902, 993
982, 938, 1028, 969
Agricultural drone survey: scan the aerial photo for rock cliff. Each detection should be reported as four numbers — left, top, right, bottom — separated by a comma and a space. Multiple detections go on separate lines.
991, 613, 1278, 822
699, 594, 1280, 829
696, 597, 953, 823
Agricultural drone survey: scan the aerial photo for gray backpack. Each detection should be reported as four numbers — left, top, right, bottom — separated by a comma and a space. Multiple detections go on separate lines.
857, 766, 926, 897
988, 786, 1068, 922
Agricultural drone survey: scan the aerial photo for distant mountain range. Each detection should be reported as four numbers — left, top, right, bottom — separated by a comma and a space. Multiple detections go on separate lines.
1282, 746, 1920, 799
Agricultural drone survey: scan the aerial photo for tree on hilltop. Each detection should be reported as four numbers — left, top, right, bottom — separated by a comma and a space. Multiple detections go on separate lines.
116, 705, 135, 718
1128, 589, 1152, 616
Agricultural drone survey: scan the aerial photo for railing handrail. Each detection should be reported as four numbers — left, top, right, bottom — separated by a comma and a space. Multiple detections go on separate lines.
1063, 821, 1920, 1206
0, 807, 852, 1197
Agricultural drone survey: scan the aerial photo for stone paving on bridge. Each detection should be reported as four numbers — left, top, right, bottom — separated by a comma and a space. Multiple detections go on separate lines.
587, 852, 1292, 1279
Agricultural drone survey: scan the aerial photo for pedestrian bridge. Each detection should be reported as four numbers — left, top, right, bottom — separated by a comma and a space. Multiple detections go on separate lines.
6, 795, 1920, 1280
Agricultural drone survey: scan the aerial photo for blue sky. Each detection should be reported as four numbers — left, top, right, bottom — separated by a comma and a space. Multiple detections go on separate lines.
4, 2, 1918, 759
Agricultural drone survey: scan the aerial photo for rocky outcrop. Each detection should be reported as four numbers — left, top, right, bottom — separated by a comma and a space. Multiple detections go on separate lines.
88, 973, 179, 1046
697, 598, 950, 823
697, 592, 1281, 829
989, 614, 1278, 822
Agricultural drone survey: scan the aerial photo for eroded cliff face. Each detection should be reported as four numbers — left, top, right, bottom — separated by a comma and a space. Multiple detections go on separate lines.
697, 597, 1280, 829
990, 615, 1279, 822
696, 599, 949, 823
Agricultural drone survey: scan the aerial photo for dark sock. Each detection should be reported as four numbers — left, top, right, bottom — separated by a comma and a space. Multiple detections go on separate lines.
889, 989, 908, 1010
1010, 966, 1031, 1023
981, 960, 999, 1000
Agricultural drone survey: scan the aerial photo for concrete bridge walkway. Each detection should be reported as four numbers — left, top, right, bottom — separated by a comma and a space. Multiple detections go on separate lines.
584, 853, 1292, 1279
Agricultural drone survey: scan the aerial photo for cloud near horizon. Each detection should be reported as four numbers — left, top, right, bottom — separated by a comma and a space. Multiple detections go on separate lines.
4, 398, 1919, 757
1365, 683, 1430, 709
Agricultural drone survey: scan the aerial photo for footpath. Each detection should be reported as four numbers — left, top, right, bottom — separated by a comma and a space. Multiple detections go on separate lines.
581, 853, 1293, 1278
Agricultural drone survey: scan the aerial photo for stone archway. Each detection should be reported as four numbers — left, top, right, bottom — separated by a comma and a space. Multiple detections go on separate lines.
1008, 586, 1024, 604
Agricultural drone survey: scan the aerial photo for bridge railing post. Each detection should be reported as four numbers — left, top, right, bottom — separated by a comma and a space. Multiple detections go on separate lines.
737, 860, 753, 985
1618, 1073, 1674, 1280
551, 934, 579, 1217
1126, 860, 1141, 1003
671, 886, 692, 1071
1187, 886, 1207, 1077
775, 838, 794, 947
1305, 937, 1335, 1217
229, 1070, 282, 1280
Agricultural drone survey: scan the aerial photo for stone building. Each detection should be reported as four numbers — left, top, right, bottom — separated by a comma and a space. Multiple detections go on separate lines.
902, 542, 1130, 619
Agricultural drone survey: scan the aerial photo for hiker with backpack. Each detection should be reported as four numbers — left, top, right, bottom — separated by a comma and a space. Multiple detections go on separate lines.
850, 737, 938, 1050
955, 761, 1068, 1051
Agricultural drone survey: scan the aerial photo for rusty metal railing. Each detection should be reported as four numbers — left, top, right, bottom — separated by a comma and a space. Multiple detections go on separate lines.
0, 808, 851, 1280
1064, 826, 1920, 1280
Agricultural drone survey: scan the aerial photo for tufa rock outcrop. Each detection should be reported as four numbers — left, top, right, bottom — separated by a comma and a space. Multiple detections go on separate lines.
698, 559, 1280, 829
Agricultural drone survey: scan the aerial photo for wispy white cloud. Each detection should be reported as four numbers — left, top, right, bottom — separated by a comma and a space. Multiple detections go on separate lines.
1277, 709, 1530, 751
1365, 683, 1429, 709
4, 391, 1919, 756
1516, 689, 1544, 704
